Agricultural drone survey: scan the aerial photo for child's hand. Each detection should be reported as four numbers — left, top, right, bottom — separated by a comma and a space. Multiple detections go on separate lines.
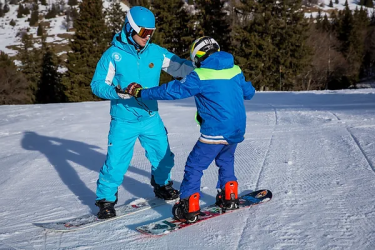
126, 83, 143, 98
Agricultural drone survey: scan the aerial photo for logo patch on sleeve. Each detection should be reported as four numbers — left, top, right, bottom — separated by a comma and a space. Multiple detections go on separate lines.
112, 52, 122, 62
149, 62, 154, 68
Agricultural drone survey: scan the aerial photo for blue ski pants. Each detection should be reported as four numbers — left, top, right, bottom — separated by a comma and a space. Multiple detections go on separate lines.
96, 114, 174, 202
179, 140, 238, 199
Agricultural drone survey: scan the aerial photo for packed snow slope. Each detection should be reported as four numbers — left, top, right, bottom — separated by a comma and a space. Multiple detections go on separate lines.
0, 89, 374, 249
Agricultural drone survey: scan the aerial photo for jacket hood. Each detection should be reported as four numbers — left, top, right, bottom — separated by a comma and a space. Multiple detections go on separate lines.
200, 51, 234, 70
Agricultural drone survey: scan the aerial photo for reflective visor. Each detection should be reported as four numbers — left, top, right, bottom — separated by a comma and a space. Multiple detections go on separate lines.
138, 27, 155, 38
127, 11, 156, 39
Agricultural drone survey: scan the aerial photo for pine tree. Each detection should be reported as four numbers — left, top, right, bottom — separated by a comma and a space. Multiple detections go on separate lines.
337, 6, 356, 54
29, 7, 39, 26
152, 0, 196, 59
0, 3, 4, 17
232, 0, 311, 90
18, 33, 42, 102
0, 52, 33, 104
41, 0, 47, 6
128, 0, 150, 8
194, 0, 232, 51
106, 1, 126, 39
3, 2, 9, 14
17, 3, 23, 18
232, 0, 278, 90
329, 0, 333, 7
275, 0, 312, 90
23, 4, 30, 15
335, 4, 367, 86
321, 14, 331, 32
330, 10, 339, 32
316, 9, 323, 30
63, 0, 109, 102
37, 23, 44, 36
36, 48, 65, 103
362, 15, 375, 78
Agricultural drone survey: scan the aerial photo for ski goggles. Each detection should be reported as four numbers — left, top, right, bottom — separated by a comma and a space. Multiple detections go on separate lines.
127, 12, 156, 39
137, 27, 155, 39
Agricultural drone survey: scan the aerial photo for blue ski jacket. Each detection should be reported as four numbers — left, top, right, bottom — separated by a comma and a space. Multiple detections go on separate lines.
91, 33, 193, 122
140, 51, 255, 143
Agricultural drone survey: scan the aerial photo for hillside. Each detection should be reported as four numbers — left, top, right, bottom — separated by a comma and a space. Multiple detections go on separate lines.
0, 0, 373, 58
0, 0, 130, 57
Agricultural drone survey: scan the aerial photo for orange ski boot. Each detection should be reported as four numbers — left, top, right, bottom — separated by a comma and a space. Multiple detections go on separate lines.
216, 181, 239, 211
172, 192, 200, 223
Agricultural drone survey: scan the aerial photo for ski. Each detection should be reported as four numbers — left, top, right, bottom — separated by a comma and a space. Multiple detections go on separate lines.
34, 197, 177, 232
136, 189, 272, 236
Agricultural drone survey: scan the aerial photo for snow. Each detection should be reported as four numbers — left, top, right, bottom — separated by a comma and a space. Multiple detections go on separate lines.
0, 89, 375, 249
304, 0, 374, 18
0, 0, 129, 56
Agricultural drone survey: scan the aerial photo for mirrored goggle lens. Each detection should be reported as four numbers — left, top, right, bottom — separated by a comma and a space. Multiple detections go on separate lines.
138, 28, 155, 38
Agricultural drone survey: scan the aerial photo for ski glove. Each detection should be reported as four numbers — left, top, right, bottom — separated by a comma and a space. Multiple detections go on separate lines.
115, 85, 132, 99
126, 82, 143, 98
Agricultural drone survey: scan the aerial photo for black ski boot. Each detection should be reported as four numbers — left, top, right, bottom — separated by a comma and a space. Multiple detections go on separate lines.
172, 192, 200, 223
151, 176, 180, 200
95, 199, 116, 219
216, 181, 240, 211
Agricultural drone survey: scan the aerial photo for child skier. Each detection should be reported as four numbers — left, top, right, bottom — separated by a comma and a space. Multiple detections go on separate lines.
125, 36, 255, 223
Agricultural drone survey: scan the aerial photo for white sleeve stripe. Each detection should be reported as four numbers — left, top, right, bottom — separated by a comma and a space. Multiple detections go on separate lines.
162, 54, 171, 70
105, 61, 115, 86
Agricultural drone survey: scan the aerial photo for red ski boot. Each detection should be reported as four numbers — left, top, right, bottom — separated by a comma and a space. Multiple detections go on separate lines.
216, 181, 239, 211
172, 192, 200, 223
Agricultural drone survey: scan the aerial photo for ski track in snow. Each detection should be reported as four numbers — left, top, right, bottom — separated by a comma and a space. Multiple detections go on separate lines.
0, 90, 375, 249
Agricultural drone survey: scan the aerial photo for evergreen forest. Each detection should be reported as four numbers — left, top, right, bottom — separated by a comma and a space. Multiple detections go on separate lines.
0, 0, 375, 104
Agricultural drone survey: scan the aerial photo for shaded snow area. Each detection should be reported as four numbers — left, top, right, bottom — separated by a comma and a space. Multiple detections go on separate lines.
0, 89, 375, 249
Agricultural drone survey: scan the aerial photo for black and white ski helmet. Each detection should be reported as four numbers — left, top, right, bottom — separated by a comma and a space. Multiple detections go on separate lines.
190, 36, 220, 68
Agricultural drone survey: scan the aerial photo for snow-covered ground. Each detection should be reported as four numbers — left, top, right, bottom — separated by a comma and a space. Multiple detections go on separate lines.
0, 89, 374, 249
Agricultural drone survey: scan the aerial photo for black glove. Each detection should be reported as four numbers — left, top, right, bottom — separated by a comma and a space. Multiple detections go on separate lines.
115, 85, 132, 99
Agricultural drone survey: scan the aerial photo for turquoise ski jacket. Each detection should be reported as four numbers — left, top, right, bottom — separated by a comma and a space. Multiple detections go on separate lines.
140, 51, 256, 143
91, 33, 193, 122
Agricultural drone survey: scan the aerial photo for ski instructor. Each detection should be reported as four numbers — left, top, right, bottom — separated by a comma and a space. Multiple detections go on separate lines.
90, 6, 193, 219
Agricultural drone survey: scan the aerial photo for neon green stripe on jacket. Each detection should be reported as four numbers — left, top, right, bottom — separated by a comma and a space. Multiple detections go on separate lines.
194, 65, 242, 80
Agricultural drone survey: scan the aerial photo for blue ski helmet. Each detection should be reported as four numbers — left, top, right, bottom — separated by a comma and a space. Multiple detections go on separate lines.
127, 6, 155, 30
122, 6, 156, 49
